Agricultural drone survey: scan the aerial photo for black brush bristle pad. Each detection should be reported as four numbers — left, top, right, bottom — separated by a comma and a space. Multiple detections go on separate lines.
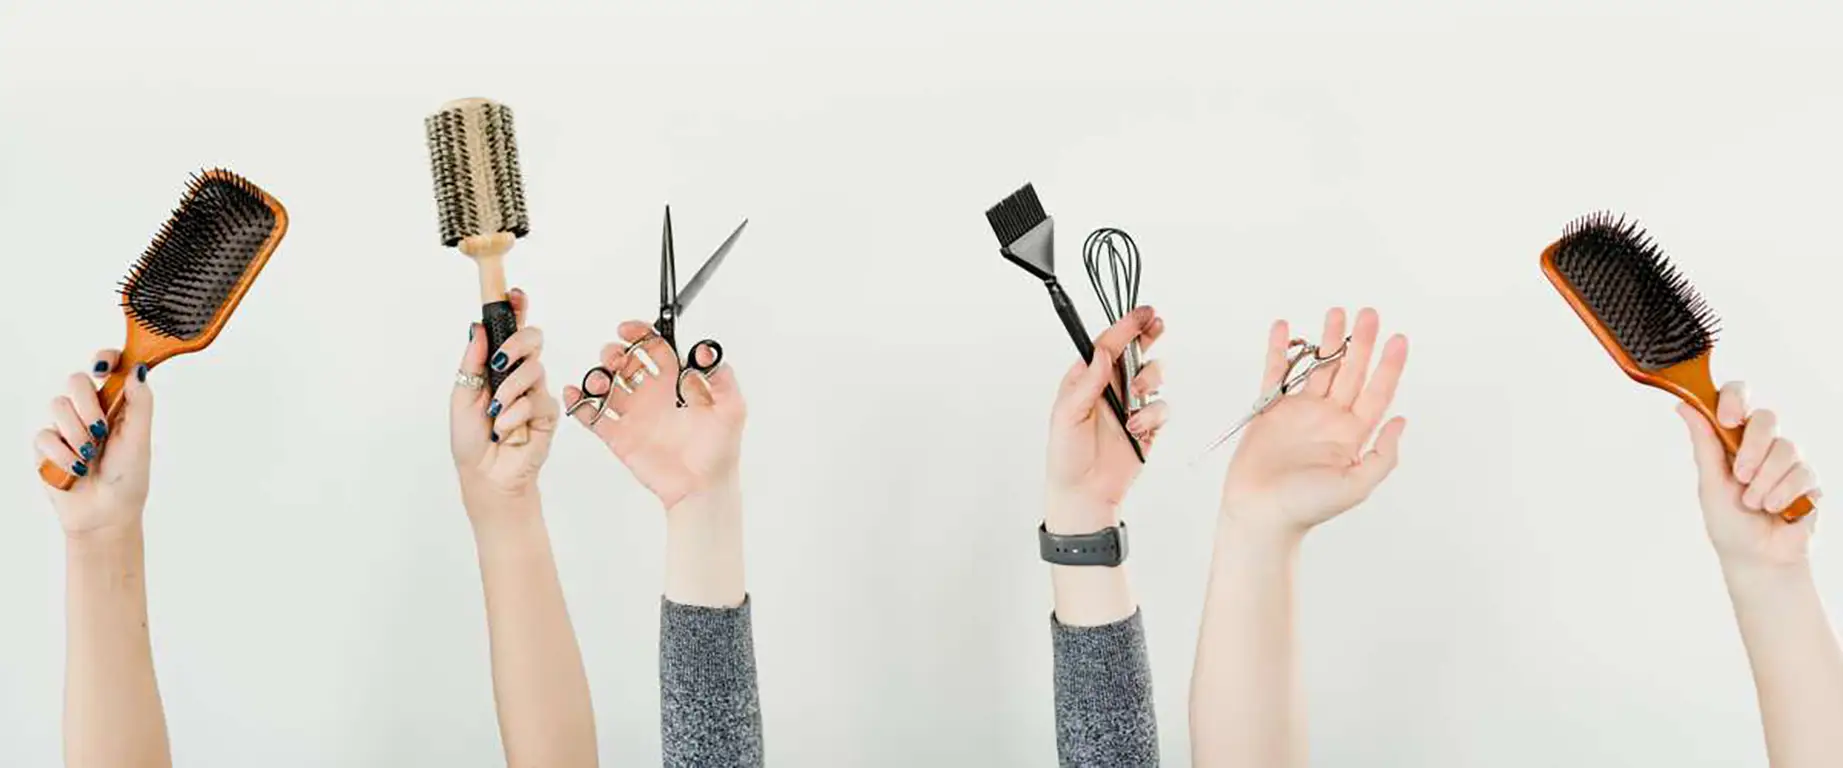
1551, 213, 1719, 371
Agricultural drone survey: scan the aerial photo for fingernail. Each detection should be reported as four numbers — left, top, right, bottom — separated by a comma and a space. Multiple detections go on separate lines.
490, 431, 500, 443
92, 360, 108, 375
469, 325, 476, 341
135, 364, 148, 382
487, 399, 502, 418
79, 443, 95, 461
491, 352, 509, 371
89, 420, 107, 440
71, 461, 88, 478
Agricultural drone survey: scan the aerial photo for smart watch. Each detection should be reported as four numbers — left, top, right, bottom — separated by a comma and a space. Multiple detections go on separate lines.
1038, 521, 1128, 567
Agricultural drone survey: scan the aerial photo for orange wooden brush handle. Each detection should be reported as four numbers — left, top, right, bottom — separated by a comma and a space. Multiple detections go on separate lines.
1650, 357, 1816, 522
36, 331, 168, 491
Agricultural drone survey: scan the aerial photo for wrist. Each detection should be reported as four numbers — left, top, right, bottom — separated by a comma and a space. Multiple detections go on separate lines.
664, 472, 745, 608
1721, 558, 1814, 594
1044, 490, 1120, 535
463, 487, 543, 534
65, 522, 146, 560
1217, 512, 1308, 556
667, 471, 742, 529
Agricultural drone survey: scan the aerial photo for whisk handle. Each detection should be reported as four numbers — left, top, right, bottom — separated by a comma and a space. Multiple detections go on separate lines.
1046, 281, 1145, 463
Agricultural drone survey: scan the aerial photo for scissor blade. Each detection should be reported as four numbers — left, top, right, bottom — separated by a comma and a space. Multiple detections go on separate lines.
660, 205, 676, 308
674, 219, 748, 314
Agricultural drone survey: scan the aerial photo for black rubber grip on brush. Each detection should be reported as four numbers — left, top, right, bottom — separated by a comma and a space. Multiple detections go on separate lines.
1047, 282, 1146, 463
483, 299, 521, 394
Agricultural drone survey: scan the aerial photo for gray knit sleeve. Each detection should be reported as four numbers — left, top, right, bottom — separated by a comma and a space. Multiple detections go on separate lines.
1051, 609, 1159, 767
661, 596, 764, 767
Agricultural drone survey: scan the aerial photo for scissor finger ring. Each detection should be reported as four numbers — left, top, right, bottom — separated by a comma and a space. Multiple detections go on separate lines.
622, 331, 658, 356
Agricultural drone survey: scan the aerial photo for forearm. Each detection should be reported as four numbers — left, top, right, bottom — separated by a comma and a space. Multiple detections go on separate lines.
664, 474, 745, 608
660, 598, 763, 767
469, 494, 597, 768
659, 473, 760, 765
1189, 519, 1306, 768
64, 526, 171, 768
1724, 560, 1843, 768
1047, 493, 1135, 627
1052, 611, 1159, 767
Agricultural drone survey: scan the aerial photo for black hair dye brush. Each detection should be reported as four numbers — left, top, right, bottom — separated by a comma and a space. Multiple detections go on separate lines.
986, 183, 1144, 463
1541, 213, 1814, 522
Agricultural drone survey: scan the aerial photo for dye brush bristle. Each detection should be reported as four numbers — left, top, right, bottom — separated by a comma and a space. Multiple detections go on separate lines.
985, 183, 1056, 280
40, 169, 288, 491
1541, 212, 1812, 522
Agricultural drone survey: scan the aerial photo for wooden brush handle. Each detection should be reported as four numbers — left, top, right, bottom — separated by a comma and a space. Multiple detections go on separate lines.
461, 233, 528, 445
1661, 357, 1816, 522
37, 338, 156, 490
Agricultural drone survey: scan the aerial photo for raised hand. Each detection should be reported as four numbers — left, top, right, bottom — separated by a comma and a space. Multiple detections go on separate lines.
1044, 306, 1168, 532
1678, 383, 1822, 568
563, 321, 747, 510
1220, 307, 1409, 534
36, 350, 154, 538
452, 288, 561, 505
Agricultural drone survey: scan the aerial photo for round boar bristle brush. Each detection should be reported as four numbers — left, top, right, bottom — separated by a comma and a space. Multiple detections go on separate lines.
1541, 212, 1815, 522
38, 169, 289, 490
425, 97, 532, 444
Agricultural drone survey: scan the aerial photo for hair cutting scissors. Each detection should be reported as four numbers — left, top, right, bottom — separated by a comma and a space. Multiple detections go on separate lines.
567, 206, 747, 424
1192, 335, 1351, 461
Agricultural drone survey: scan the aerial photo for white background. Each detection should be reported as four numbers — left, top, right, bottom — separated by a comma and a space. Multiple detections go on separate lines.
2, 1, 1839, 765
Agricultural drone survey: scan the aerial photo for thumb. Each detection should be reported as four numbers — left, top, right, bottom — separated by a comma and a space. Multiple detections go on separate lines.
695, 364, 743, 413
1057, 347, 1119, 425
453, 323, 489, 409
110, 365, 156, 458
1347, 416, 1406, 494
1676, 402, 1730, 484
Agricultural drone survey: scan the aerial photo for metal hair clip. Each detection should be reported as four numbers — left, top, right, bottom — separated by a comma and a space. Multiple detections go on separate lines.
1194, 335, 1351, 460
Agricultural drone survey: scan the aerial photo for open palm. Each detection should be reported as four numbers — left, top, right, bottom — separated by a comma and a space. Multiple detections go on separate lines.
1221, 308, 1409, 533
564, 320, 746, 509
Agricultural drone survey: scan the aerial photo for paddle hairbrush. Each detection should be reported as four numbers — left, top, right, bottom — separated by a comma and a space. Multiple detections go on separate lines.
425, 97, 531, 442
1542, 213, 1814, 522
38, 169, 288, 490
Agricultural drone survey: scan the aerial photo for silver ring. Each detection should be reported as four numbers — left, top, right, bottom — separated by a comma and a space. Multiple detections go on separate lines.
455, 370, 486, 390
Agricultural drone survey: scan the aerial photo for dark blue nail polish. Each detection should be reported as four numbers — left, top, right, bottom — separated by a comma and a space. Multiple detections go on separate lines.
92, 360, 108, 374
487, 399, 502, 418
79, 443, 95, 461
490, 431, 500, 443
491, 351, 509, 371
71, 461, 88, 477
469, 325, 476, 341
135, 364, 148, 382
89, 420, 107, 440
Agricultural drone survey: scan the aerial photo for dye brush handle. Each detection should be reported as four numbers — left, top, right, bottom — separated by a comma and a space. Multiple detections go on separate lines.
1046, 281, 1145, 463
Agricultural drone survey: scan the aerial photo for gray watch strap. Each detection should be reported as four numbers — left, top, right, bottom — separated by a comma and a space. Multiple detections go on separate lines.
1039, 521, 1128, 567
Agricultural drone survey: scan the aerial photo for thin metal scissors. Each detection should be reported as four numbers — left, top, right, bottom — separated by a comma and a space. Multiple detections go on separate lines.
567, 206, 748, 423
1194, 335, 1351, 459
